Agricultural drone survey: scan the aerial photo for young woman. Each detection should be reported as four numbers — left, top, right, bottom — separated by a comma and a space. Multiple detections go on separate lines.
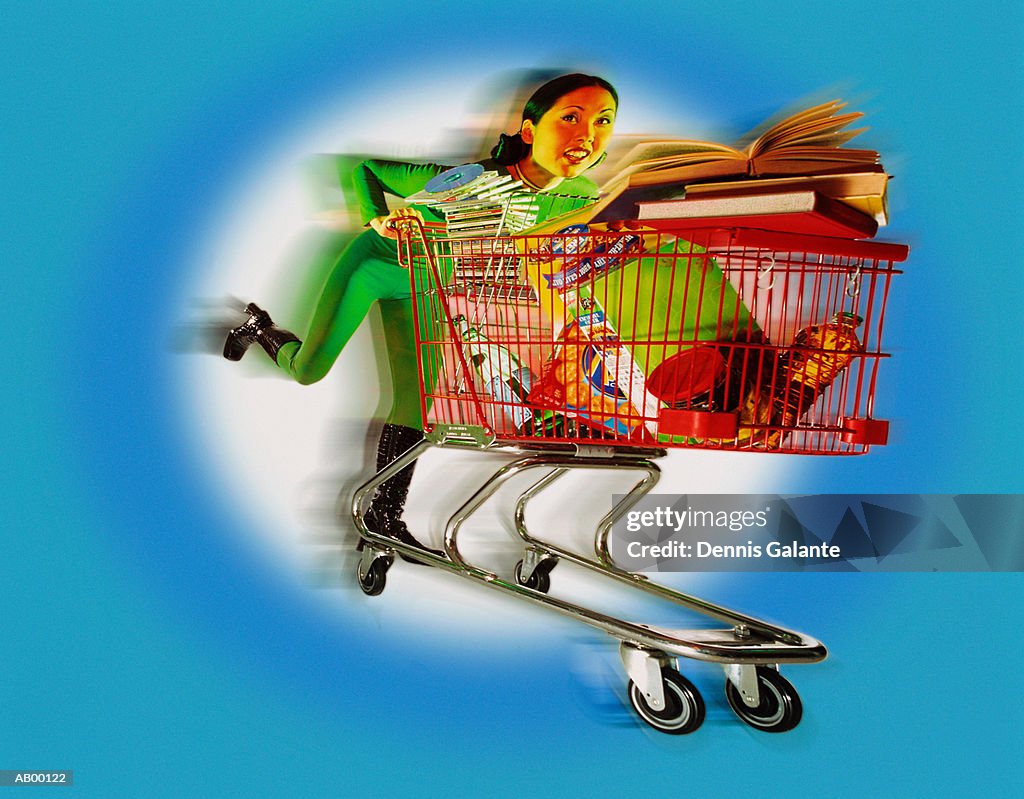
223, 73, 618, 557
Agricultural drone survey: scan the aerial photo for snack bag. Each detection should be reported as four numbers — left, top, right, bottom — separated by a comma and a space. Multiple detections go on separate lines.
529, 298, 660, 437
521, 222, 653, 330
541, 227, 643, 291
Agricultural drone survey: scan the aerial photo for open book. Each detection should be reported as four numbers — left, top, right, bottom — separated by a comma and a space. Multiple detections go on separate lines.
605, 99, 879, 188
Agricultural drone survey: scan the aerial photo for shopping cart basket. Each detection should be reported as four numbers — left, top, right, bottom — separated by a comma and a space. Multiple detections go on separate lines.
352, 216, 907, 736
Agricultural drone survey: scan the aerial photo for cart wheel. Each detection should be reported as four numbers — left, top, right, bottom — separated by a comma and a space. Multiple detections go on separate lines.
357, 556, 392, 597
724, 667, 803, 733
514, 558, 555, 593
627, 669, 705, 735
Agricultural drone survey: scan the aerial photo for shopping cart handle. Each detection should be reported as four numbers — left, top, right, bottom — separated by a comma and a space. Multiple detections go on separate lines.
386, 214, 433, 270
385, 217, 419, 233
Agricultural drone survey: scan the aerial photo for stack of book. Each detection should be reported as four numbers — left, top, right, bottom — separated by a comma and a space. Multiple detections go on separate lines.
633, 182, 881, 239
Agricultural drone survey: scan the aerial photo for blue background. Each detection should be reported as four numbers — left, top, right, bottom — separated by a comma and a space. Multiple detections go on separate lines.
4, 2, 1022, 796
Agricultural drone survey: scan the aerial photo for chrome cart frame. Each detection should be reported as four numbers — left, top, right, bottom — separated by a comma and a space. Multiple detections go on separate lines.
352, 427, 825, 736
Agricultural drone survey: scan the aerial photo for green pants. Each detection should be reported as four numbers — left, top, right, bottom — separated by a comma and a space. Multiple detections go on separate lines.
276, 230, 436, 429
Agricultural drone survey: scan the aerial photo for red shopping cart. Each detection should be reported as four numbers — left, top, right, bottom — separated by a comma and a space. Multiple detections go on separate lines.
352, 214, 906, 736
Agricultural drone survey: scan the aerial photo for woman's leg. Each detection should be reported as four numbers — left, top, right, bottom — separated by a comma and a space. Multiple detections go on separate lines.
379, 297, 426, 429
362, 298, 444, 560
364, 421, 441, 561
277, 231, 409, 385
228, 230, 441, 554
295, 239, 440, 555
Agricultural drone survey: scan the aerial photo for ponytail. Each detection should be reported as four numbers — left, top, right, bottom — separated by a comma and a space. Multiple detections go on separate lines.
491, 132, 531, 165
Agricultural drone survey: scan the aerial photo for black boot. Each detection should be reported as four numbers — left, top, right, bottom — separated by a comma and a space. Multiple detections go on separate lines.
256, 325, 300, 361
223, 302, 299, 362
363, 424, 442, 563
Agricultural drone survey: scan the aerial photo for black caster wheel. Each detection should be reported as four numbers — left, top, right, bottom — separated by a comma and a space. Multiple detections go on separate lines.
725, 666, 803, 733
357, 556, 392, 597
514, 558, 556, 593
628, 668, 705, 735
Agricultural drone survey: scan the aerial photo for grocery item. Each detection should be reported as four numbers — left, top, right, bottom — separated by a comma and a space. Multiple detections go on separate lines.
646, 336, 776, 445
521, 222, 655, 328
455, 315, 535, 430
647, 345, 743, 412
542, 230, 643, 291
518, 407, 576, 439
768, 311, 864, 446
529, 297, 660, 437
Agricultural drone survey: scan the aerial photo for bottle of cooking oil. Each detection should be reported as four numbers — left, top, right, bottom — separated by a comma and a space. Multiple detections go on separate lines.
768, 312, 864, 446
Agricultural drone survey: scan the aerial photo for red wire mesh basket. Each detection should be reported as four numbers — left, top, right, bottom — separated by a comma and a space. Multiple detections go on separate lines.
399, 221, 906, 455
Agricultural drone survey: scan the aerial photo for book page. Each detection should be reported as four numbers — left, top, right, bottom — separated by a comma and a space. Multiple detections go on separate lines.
746, 100, 848, 155
755, 112, 866, 152
601, 140, 743, 190
753, 146, 880, 167
607, 139, 740, 174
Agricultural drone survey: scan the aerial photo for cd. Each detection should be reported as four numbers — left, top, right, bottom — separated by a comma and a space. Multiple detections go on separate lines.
424, 163, 485, 194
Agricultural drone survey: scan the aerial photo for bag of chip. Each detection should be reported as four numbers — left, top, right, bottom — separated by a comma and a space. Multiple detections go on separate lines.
529, 298, 660, 437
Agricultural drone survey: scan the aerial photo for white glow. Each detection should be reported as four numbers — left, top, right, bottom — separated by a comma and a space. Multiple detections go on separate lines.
178, 71, 796, 646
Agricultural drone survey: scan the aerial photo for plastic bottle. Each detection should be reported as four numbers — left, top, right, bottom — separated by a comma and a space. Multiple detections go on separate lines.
455, 316, 575, 438
455, 316, 534, 430
769, 312, 864, 444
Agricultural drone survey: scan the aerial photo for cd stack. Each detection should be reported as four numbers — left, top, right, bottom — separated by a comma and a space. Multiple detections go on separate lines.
406, 163, 540, 302
406, 163, 541, 239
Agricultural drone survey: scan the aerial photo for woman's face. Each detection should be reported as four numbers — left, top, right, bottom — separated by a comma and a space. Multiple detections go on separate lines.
521, 85, 616, 180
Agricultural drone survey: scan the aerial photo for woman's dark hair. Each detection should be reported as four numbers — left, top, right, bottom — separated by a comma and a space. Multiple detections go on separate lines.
491, 73, 618, 165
